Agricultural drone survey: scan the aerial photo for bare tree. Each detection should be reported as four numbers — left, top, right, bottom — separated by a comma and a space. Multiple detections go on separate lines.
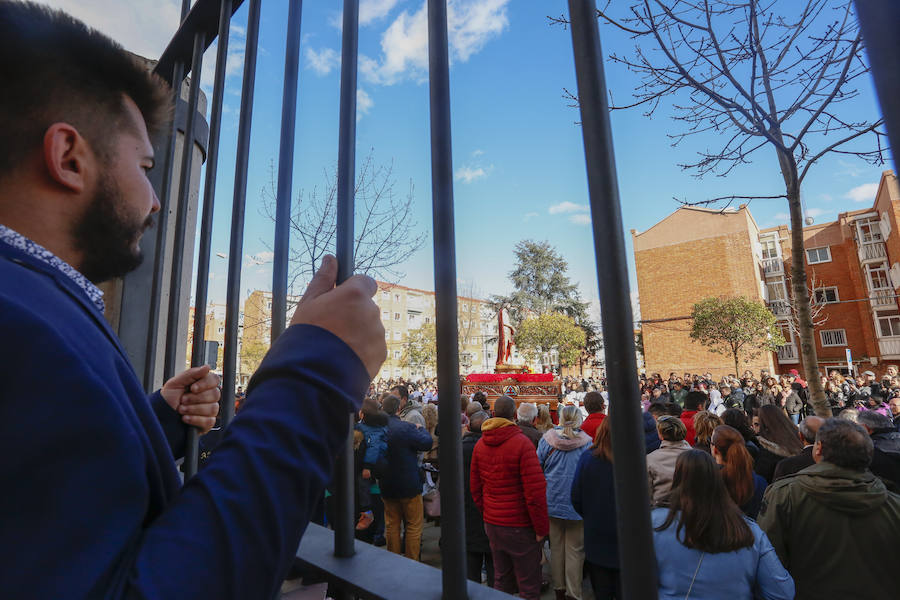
785, 271, 829, 339
553, 0, 887, 416
261, 149, 426, 293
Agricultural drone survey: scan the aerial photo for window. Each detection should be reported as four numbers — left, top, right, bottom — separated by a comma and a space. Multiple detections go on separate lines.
766, 281, 787, 302
394, 294, 401, 303
408, 313, 419, 326
858, 218, 883, 243
393, 331, 401, 340
878, 313, 900, 337
760, 237, 779, 259
394, 312, 401, 321
393, 350, 401, 360
217, 327, 224, 334
867, 263, 891, 290
381, 290, 389, 299
813, 287, 839, 304
806, 247, 831, 264
820, 329, 847, 347
424, 316, 431, 324
382, 311, 389, 320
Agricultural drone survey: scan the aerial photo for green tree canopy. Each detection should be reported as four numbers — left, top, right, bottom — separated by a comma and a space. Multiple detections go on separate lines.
515, 312, 587, 368
401, 322, 437, 375
689, 296, 785, 376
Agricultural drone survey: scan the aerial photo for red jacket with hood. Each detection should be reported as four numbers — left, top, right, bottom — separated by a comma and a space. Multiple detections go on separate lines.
470, 418, 549, 537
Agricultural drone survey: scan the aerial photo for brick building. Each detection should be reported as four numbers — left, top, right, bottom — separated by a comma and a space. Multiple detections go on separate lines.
633, 170, 900, 380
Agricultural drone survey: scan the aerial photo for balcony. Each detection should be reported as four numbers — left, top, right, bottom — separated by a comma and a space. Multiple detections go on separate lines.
767, 300, 791, 318
858, 240, 887, 263
870, 288, 896, 309
879, 337, 900, 358
762, 256, 784, 277
777, 343, 799, 364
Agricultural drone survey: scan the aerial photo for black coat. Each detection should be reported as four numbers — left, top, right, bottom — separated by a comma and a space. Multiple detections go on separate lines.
571, 450, 618, 568
462, 431, 491, 553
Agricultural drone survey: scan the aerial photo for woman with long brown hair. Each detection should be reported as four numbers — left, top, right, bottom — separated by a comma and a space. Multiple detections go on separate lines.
652, 450, 794, 599
692, 411, 721, 453
711, 425, 768, 518
571, 417, 618, 599
754, 404, 804, 483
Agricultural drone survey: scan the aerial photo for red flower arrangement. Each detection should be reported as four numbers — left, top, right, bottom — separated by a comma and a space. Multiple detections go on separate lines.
465, 373, 555, 383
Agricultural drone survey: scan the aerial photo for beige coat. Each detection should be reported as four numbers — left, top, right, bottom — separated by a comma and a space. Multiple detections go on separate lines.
646, 440, 692, 506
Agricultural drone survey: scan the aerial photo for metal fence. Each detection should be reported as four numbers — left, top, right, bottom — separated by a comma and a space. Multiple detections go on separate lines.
136, 0, 669, 598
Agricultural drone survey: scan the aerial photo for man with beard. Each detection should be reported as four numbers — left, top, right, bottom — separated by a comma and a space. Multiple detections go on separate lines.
0, 3, 386, 599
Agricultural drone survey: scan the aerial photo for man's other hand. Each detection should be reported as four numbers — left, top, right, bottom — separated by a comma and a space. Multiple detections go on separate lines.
290, 255, 386, 380
161, 365, 221, 434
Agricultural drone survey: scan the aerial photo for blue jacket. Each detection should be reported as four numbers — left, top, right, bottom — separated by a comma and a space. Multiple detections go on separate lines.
380, 415, 432, 499
537, 427, 591, 520
356, 421, 388, 473
644, 411, 661, 453
0, 241, 369, 599
570, 450, 618, 567
651, 508, 794, 600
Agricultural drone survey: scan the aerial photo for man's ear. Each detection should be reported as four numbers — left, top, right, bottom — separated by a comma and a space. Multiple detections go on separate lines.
42, 123, 94, 193
812, 440, 823, 463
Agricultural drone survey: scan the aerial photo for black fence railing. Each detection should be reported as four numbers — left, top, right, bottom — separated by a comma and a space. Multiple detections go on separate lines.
125, 0, 900, 597
137, 0, 658, 598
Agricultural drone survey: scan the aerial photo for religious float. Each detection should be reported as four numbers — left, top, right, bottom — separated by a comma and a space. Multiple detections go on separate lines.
460, 307, 562, 412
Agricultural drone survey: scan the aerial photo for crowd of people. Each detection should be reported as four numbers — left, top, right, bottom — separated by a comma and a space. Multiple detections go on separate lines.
332, 368, 900, 600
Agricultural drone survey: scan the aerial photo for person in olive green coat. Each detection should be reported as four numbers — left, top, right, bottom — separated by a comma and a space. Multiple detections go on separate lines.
758, 419, 900, 600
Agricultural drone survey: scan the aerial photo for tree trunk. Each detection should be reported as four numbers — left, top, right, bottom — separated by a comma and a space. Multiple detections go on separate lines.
780, 152, 831, 417
734, 352, 740, 380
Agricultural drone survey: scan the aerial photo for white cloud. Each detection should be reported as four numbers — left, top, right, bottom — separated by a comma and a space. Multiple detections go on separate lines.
454, 165, 487, 183
245, 252, 274, 266
305, 47, 341, 76
549, 201, 589, 214
361, 0, 401, 25
472, 149, 485, 157
805, 207, 829, 218
523, 212, 539, 221
200, 27, 246, 92
845, 182, 879, 203
38, 0, 181, 58
357, 88, 374, 120
330, 0, 402, 29
362, 0, 510, 85
569, 214, 592, 225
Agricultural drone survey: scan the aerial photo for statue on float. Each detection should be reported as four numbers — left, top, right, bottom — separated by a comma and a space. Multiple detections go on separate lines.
495, 306, 525, 374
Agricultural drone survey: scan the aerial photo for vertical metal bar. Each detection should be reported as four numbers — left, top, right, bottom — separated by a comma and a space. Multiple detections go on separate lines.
185, 0, 233, 480
164, 30, 206, 381
426, 1, 466, 597
181, 0, 190, 21
222, 0, 262, 428
272, 0, 304, 342
567, 1, 657, 598
854, 0, 900, 174
144, 63, 184, 392
332, 0, 359, 564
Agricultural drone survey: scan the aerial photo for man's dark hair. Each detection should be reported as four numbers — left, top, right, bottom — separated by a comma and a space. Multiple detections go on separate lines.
857, 410, 895, 433
684, 391, 707, 411
382, 394, 401, 416
583, 391, 605, 414
817, 419, 874, 471
468, 410, 488, 433
472, 391, 488, 410
647, 403, 668, 419
0, 2, 171, 175
666, 403, 683, 417
390, 385, 409, 402
493, 395, 516, 420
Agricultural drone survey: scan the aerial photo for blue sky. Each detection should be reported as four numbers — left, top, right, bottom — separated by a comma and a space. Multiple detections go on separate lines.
44, 0, 890, 316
